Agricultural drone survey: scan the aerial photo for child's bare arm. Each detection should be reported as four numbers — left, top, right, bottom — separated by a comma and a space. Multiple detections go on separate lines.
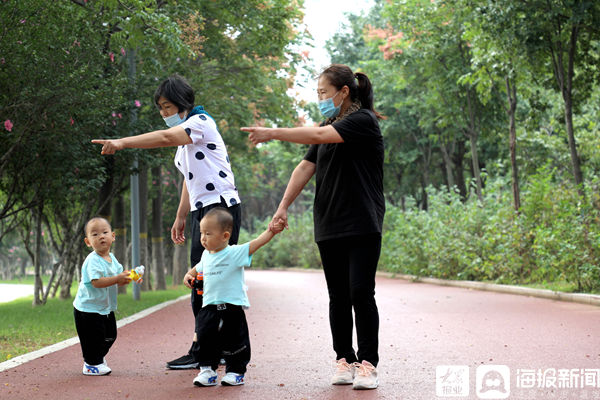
249, 228, 278, 255
91, 271, 131, 288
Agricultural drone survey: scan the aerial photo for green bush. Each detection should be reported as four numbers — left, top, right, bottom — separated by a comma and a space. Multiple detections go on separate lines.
241, 168, 600, 293
381, 168, 600, 293
239, 212, 321, 270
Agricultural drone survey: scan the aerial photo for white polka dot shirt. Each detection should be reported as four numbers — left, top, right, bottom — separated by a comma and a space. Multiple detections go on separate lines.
174, 114, 240, 211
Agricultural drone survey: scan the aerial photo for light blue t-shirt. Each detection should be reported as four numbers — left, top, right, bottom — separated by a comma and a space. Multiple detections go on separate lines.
73, 251, 123, 315
195, 243, 253, 307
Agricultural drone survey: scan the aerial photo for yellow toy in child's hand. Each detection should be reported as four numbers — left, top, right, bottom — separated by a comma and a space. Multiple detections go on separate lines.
129, 265, 145, 283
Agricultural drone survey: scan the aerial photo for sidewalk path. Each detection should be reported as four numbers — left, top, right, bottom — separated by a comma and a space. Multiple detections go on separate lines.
0, 284, 34, 303
1, 270, 599, 399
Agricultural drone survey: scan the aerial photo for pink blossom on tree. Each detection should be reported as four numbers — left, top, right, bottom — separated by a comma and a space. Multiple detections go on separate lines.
4, 119, 13, 132
109, 52, 115, 62
366, 24, 405, 60
135, 100, 141, 107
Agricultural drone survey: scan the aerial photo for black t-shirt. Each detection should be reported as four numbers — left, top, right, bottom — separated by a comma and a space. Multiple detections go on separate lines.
304, 109, 385, 242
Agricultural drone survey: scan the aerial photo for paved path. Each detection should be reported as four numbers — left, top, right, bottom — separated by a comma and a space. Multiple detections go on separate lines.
0, 283, 33, 303
1, 270, 599, 399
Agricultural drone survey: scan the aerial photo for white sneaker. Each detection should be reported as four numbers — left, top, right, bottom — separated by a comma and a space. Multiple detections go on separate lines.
221, 372, 245, 386
193, 367, 218, 387
82, 362, 111, 376
330, 358, 354, 385
353, 361, 378, 390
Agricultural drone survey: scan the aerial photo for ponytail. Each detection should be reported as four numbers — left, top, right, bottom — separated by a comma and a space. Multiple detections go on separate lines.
319, 64, 385, 120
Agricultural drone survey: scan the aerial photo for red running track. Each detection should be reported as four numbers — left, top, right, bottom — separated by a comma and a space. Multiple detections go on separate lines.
2, 269, 600, 400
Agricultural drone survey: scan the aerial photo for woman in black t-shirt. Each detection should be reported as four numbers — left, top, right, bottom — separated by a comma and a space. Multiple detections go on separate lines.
242, 64, 385, 390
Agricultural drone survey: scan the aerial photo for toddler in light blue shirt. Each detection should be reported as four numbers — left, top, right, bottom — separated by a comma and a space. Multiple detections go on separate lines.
182, 207, 282, 387
73, 217, 131, 376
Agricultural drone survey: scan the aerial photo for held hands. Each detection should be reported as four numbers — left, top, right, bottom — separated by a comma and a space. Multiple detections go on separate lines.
240, 127, 274, 146
270, 218, 285, 234
269, 209, 288, 234
91, 139, 124, 155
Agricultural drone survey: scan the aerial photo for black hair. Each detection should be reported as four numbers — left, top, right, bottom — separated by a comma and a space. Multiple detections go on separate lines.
319, 64, 384, 120
84, 217, 112, 236
153, 74, 195, 114
203, 207, 234, 234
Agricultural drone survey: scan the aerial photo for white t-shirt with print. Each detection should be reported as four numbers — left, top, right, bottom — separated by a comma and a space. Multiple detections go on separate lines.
174, 113, 240, 211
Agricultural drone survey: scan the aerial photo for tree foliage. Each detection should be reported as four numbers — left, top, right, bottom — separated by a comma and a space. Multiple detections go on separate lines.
0, 0, 306, 301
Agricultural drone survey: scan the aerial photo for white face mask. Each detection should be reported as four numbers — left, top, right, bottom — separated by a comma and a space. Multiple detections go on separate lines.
163, 111, 187, 128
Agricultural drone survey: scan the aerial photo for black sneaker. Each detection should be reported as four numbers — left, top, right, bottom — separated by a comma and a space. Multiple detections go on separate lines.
166, 354, 199, 369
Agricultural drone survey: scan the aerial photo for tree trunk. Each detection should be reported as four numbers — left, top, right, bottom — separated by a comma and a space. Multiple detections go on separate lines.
113, 193, 128, 294
420, 174, 428, 211
506, 76, 521, 212
465, 89, 484, 203
138, 166, 151, 290
58, 246, 79, 300
467, 133, 483, 202
171, 174, 188, 286
563, 94, 584, 194
164, 242, 174, 278
549, 24, 584, 195
172, 241, 189, 286
439, 141, 455, 192
20, 257, 27, 278
453, 139, 467, 201
32, 205, 44, 306
152, 166, 166, 290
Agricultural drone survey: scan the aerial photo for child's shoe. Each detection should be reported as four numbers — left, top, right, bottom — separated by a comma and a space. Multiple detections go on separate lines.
82, 362, 111, 376
330, 358, 354, 385
352, 360, 378, 390
221, 372, 245, 386
193, 366, 218, 387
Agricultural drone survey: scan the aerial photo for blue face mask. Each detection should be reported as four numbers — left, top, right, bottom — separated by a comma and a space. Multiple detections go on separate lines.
163, 111, 187, 128
318, 91, 341, 119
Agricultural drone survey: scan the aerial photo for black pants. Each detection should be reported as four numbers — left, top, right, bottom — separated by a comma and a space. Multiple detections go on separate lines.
192, 304, 251, 374
190, 199, 241, 317
317, 233, 381, 367
73, 308, 117, 366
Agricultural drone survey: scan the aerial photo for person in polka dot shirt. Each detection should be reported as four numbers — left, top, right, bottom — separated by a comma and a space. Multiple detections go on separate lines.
93, 74, 241, 370
242, 64, 385, 390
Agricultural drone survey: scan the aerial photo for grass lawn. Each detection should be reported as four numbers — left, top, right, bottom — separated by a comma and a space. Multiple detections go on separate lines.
0, 281, 190, 362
